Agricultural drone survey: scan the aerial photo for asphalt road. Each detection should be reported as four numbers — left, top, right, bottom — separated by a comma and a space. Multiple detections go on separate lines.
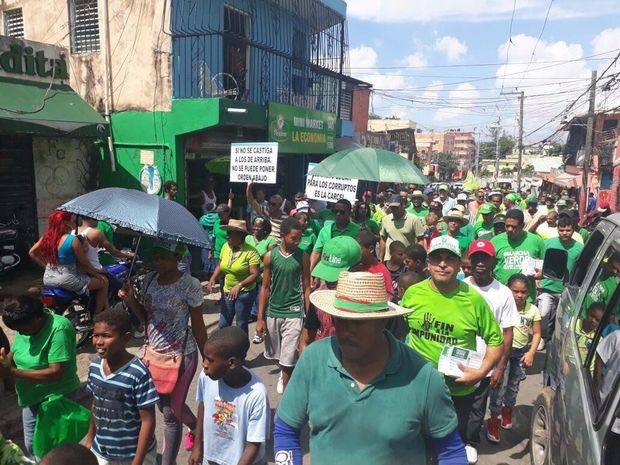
162, 319, 543, 465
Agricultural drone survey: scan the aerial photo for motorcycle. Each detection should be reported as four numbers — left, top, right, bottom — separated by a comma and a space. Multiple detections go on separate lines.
41, 256, 145, 348
0, 215, 21, 275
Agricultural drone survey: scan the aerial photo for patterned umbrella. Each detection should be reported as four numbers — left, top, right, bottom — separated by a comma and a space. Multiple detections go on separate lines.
58, 188, 209, 248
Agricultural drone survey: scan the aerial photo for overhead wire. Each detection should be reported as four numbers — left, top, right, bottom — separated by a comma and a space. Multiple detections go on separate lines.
501, 0, 518, 90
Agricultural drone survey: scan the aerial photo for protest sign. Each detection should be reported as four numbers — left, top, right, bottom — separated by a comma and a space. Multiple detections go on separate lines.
230, 143, 278, 184
305, 162, 358, 203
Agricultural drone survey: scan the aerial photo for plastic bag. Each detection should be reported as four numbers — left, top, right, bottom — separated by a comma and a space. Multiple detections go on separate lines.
0, 435, 35, 465
32, 394, 90, 457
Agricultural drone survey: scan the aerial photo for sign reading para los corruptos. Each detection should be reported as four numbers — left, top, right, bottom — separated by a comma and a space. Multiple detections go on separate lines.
305, 163, 358, 204
230, 143, 278, 184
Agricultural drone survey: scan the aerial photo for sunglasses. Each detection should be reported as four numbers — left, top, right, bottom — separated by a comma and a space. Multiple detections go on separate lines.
334, 209, 348, 215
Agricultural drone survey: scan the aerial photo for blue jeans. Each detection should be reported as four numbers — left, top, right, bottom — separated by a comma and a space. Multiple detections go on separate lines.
251, 284, 262, 317
488, 347, 527, 415
219, 288, 258, 335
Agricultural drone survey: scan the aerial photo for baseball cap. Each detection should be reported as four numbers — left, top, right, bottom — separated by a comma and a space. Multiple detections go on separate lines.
506, 193, 521, 203
456, 193, 468, 201
153, 240, 188, 256
493, 214, 506, 224
311, 236, 362, 283
428, 236, 461, 258
295, 200, 310, 213
526, 195, 538, 205
438, 183, 449, 191
479, 203, 496, 215
411, 190, 424, 198
468, 239, 495, 258
556, 199, 568, 207
598, 200, 610, 212
387, 194, 402, 207
216, 203, 230, 213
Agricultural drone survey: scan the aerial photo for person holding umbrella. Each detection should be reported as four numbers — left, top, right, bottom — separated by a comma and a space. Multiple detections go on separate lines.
207, 220, 261, 335
119, 241, 208, 465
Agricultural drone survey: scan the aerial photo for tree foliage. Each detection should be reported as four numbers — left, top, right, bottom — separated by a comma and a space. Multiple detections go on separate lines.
436, 152, 458, 180
479, 133, 516, 160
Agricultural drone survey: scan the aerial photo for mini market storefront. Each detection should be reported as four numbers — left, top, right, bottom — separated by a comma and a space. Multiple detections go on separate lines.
0, 36, 108, 245
101, 98, 342, 216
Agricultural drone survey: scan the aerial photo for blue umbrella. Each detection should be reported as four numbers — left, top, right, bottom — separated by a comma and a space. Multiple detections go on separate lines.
58, 188, 210, 248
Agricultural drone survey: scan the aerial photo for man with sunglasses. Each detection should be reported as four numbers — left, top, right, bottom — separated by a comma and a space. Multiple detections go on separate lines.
310, 199, 360, 271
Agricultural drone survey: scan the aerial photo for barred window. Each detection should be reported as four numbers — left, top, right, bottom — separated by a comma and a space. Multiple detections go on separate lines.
69, 0, 100, 53
3, 9, 24, 38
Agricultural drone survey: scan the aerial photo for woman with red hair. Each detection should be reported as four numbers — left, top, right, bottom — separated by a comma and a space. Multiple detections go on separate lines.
29, 211, 109, 313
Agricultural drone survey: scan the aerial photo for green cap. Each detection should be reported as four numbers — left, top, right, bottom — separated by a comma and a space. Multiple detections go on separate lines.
556, 199, 568, 207
479, 203, 496, 215
312, 236, 362, 283
153, 240, 188, 256
439, 183, 449, 191
506, 193, 521, 203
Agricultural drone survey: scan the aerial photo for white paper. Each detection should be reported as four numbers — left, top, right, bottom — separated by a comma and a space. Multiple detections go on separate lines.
230, 143, 278, 184
140, 150, 155, 165
305, 162, 358, 204
438, 345, 483, 378
520, 256, 540, 277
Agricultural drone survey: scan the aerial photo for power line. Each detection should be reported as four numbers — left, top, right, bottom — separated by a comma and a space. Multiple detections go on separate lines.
515, 0, 553, 89
501, 0, 518, 90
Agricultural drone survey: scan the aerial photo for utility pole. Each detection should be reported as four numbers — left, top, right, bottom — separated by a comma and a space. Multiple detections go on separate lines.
501, 91, 525, 190
580, 70, 597, 219
493, 116, 501, 182
473, 127, 481, 177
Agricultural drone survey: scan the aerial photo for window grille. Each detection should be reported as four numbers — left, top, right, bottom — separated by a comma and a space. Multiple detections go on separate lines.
69, 0, 100, 54
4, 9, 24, 38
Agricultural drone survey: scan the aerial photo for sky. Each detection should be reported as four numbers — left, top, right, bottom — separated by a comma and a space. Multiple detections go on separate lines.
344, 0, 620, 144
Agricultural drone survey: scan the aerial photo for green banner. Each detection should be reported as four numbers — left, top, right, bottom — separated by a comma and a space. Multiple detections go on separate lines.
268, 102, 339, 154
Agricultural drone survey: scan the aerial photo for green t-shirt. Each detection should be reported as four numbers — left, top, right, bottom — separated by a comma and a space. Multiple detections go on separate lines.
459, 223, 474, 241
440, 230, 471, 256
406, 205, 429, 219
578, 227, 590, 244
539, 237, 583, 294
267, 248, 304, 318
313, 221, 361, 253
11, 313, 80, 407
402, 279, 504, 396
298, 229, 317, 254
212, 217, 228, 260
491, 232, 544, 286
357, 219, 380, 235
245, 234, 277, 259
473, 221, 494, 240
583, 274, 619, 317
277, 333, 458, 465
314, 209, 336, 226
513, 303, 542, 349
219, 243, 261, 292
97, 220, 116, 266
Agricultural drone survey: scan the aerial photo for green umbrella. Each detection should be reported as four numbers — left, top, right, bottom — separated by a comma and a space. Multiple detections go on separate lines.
205, 156, 230, 176
308, 148, 429, 184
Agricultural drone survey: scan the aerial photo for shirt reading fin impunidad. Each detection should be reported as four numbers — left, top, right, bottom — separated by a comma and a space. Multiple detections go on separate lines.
401, 279, 504, 396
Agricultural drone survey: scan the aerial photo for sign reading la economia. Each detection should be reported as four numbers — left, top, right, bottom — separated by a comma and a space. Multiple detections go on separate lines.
0, 36, 69, 83
268, 102, 339, 154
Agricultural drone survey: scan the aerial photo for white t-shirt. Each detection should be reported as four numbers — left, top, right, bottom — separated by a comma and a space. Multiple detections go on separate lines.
466, 277, 519, 376
596, 329, 620, 402
196, 370, 270, 465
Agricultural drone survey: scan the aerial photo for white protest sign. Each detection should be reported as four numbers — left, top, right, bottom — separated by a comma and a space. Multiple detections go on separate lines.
305, 162, 358, 203
230, 143, 278, 184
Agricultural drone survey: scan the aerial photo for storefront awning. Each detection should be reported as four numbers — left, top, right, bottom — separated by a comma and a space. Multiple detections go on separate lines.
553, 172, 582, 188
0, 77, 108, 138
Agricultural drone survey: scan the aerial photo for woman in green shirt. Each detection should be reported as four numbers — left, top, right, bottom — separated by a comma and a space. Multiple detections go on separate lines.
294, 211, 317, 254
0, 295, 80, 456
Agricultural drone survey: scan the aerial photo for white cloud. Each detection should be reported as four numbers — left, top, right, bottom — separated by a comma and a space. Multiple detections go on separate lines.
435, 36, 468, 61
402, 52, 427, 68
348, 44, 408, 90
591, 28, 620, 112
346, 0, 615, 23
435, 83, 481, 121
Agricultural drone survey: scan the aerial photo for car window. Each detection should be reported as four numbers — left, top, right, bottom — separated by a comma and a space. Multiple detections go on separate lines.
577, 242, 620, 418
569, 230, 605, 287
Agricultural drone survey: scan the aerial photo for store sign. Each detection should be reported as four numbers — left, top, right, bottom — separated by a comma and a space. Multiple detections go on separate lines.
0, 37, 69, 83
268, 103, 338, 154
229, 142, 278, 184
305, 163, 358, 203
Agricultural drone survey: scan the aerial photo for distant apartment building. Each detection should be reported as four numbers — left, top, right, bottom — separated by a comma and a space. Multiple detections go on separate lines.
365, 118, 418, 162
448, 129, 475, 170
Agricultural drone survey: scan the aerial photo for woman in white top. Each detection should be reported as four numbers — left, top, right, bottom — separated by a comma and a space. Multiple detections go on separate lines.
75, 217, 135, 269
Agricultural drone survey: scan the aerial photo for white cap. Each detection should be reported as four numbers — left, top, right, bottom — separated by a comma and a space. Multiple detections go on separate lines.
456, 193, 468, 201
428, 236, 461, 258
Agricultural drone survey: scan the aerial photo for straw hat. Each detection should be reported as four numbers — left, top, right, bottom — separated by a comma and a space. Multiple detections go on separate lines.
221, 219, 250, 234
309, 271, 411, 320
443, 208, 469, 225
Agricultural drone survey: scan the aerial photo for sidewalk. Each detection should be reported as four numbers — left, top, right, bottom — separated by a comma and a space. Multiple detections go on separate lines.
0, 283, 223, 444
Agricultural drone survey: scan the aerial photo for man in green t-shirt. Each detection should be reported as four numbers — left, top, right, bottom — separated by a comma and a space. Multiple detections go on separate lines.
257, 217, 310, 394
473, 203, 497, 240
401, 235, 503, 450
310, 199, 360, 272
491, 209, 544, 289
275, 271, 465, 465
583, 250, 620, 319
536, 215, 584, 344
406, 190, 429, 218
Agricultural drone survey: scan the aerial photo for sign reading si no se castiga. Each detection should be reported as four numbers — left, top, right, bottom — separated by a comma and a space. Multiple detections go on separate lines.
268, 102, 339, 154
0, 36, 69, 83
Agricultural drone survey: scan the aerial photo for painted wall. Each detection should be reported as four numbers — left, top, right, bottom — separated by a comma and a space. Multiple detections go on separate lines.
32, 136, 98, 231
0, 0, 172, 112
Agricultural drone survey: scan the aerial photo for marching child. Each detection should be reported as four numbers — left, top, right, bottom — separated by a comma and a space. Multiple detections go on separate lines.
85, 308, 158, 465
190, 327, 270, 465
384, 241, 406, 293
486, 274, 541, 443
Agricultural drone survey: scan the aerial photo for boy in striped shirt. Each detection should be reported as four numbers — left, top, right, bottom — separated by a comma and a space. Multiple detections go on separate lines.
84, 308, 159, 465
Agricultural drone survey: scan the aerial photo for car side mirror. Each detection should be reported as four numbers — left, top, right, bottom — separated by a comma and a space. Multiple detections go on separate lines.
543, 248, 568, 281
